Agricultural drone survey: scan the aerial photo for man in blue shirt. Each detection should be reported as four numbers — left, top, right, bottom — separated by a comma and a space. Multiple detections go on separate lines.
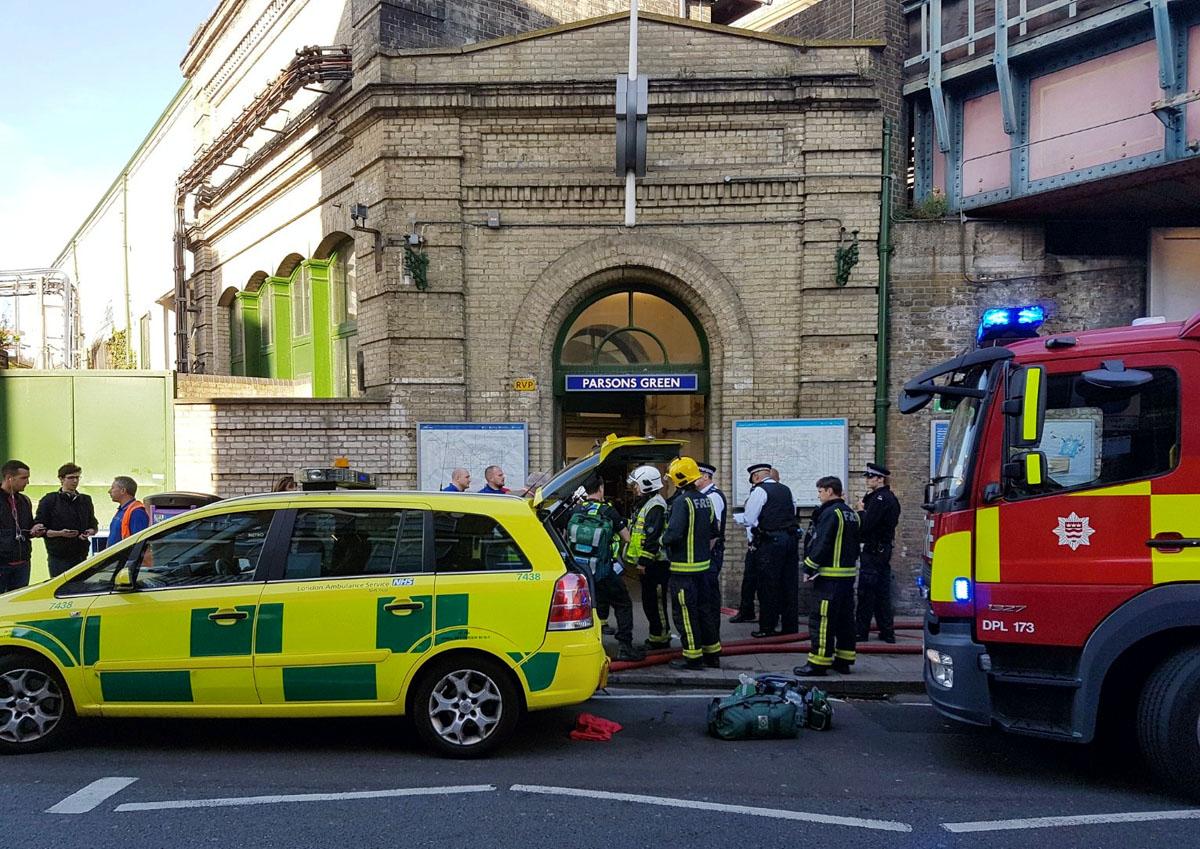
478, 465, 509, 494
442, 468, 470, 492
108, 476, 149, 542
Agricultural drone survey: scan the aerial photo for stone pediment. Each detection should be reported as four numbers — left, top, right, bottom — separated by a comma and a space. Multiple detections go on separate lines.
380, 11, 884, 87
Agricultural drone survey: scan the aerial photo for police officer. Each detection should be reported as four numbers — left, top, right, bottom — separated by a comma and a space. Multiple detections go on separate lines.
742, 463, 799, 638
624, 465, 672, 650
857, 462, 901, 643
795, 476, 861, 676
662, 457, 720, 670
696, 462, 727, 662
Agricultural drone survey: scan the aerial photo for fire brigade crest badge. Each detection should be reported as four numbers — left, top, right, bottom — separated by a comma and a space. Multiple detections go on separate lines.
1053, 512, 1094, 551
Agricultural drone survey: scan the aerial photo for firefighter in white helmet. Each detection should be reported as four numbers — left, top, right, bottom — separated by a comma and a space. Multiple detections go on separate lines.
625, 464, 672, 650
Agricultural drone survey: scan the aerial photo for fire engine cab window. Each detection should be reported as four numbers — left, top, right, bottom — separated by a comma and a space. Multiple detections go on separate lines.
433, 512, 530, 572
1008, 368, 1178, 498
284, 508, 423, 579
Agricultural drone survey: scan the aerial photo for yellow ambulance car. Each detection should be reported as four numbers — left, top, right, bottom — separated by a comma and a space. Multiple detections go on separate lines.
0, 490, 605, 757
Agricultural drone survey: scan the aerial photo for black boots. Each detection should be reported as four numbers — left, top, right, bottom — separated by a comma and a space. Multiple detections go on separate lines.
669, 658, 704, 670
792, 663, 827, 676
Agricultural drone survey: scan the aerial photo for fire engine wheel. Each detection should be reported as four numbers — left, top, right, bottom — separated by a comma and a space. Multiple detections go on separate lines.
411, 655, 520, 759
0, 652, 75, 755
1137, 644, 1200, 799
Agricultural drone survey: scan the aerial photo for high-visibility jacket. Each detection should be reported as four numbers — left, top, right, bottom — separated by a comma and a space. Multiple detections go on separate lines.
803, 499, 860, 579
662, 487, 718, 573
115, 500, 148, 540
624, 493, 668, 565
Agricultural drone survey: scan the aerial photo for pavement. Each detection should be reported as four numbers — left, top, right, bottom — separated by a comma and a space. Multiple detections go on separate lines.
600, 584, 925, 696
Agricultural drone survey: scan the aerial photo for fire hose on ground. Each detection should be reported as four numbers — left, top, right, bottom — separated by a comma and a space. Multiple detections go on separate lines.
609, 618, 925, 672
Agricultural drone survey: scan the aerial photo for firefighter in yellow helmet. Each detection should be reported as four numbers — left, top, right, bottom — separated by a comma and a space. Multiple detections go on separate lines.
662, 457, 721, 670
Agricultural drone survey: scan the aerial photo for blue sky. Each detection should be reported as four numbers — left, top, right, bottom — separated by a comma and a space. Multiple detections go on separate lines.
0, 0, 214, 269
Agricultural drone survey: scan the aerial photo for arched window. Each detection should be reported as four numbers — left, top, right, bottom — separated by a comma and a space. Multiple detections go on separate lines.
559, 288, 705, 367
330, 240, 359, 396
554, 286, 709, 396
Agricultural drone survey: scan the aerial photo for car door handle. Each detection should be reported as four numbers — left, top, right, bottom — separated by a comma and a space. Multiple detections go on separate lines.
384, 600, 424, 613
1146, 533, 1200, 553
208, 609, 249, 623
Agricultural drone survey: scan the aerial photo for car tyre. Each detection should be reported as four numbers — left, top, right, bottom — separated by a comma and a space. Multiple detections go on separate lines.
411, 655, 520, 758
1137, 644, 1200, 800
0, 652, 75, 755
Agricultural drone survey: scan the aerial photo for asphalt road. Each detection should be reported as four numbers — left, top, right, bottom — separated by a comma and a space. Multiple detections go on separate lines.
4, 691, 1197, 849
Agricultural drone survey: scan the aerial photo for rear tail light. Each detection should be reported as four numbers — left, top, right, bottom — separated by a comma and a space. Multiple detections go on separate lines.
547, 572, 594, 631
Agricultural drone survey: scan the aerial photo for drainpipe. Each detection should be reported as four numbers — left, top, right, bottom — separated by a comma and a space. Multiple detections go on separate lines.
874, 118, 894, 466
122, 173, 132, 362
173, 191, 189, 373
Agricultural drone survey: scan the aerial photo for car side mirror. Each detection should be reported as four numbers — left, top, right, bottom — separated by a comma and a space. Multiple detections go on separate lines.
1004, 450, 1048, 487
113, 567, 137, 592
1004, 365, 1047, 449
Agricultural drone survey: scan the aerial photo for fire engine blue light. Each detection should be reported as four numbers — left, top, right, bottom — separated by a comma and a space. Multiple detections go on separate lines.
953, 577, 971, 602
977, 305, 1045, 344
1017, 305, 1045, 325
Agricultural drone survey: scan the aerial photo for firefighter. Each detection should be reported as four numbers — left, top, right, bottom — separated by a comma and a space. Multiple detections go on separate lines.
624, 464, 672, 650
662, 457, 720, 670
696, 461, 727, 661
856, 462, 900, 643
794, 475, 861, 676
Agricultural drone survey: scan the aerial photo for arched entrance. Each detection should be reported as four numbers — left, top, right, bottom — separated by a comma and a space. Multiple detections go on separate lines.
554, 285, 709, 464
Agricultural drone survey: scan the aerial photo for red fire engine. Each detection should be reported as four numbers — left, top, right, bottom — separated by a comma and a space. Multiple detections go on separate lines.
902, 307, 1200, 797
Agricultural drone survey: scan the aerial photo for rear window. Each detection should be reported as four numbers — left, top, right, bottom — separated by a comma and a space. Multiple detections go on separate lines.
284, 508, 424, 579
433, 512, 530, 572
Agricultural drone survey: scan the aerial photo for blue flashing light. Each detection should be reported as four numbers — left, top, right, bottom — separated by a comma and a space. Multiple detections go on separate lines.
952, 577, 971, 602
977, 305, 1045, 344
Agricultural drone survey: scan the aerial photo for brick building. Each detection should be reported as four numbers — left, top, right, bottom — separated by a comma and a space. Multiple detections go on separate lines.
128, 1, 888, 608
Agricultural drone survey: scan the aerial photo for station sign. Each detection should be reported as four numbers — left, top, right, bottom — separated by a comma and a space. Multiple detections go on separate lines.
565, 374, 698, 392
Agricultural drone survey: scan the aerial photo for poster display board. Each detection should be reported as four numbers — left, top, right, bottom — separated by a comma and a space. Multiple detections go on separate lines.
731, 418, 849, 507
418, 423, 528, 493
930, 419, 950, 478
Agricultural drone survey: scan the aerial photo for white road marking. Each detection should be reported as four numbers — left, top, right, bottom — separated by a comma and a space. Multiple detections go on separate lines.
942, 809, 1200, 833
592, 693, 721, 699
115, 784, 496, 812
511, 784, 912, 833
47, 777, 139, 814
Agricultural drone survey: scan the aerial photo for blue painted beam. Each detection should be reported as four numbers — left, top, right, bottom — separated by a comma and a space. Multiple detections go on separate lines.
1150, 0, 1177, 91
928, 0, 951, 153
994, 1, 1018, 136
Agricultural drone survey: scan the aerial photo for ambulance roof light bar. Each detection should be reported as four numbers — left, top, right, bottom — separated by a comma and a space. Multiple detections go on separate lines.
299, 465, 377, 491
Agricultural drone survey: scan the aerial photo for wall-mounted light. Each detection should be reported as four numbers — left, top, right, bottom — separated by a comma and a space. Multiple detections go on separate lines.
349, 202, 382, 272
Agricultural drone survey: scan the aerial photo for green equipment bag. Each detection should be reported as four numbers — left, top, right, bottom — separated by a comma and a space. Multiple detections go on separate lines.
754, 674, 834, 731
706, 690, 802, 741
566, 502, 616, 579
803, 687, 833, 731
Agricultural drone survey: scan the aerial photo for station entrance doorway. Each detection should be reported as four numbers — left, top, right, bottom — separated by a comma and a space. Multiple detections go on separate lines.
554, 285, 709, 506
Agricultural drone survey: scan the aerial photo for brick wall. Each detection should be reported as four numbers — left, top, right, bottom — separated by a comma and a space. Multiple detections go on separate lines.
767, 0, 905, 206
175, 396, 402, 496
175, 373, 311, 401
884, 219, 1146, 609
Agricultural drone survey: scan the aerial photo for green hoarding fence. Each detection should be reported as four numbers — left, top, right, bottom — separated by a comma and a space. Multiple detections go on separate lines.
0, 370, 175, 582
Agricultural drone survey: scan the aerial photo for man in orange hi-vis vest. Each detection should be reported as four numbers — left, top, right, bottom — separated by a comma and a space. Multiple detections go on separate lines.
108, 476, 149, 542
